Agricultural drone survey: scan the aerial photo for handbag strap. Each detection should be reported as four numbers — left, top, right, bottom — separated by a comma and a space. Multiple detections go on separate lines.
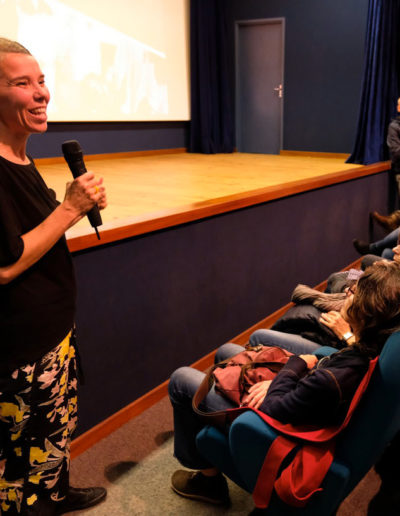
192, 363, 237, 429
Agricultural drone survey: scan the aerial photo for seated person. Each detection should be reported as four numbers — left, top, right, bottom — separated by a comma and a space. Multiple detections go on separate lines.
168, 261, 400, 507
255, 243, 400, 515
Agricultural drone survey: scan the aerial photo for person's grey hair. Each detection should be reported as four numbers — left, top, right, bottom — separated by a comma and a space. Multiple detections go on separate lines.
0, 37, 31, 56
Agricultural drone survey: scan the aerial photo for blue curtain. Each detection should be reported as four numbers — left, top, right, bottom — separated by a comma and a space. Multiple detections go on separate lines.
347, 0, 400, 164
189, 0, 234, 153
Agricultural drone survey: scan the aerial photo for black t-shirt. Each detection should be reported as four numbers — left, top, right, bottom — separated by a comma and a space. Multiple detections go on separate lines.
0, 154, 76, 374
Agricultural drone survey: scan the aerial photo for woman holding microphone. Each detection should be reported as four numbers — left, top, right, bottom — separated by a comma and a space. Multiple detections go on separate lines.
0, 38, 107, 514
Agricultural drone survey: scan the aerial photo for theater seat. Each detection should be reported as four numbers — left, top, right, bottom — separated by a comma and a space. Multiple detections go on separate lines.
196, 333, 400, 515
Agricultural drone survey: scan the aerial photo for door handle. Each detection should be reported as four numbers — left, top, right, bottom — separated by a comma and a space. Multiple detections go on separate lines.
273, 84, 283, 98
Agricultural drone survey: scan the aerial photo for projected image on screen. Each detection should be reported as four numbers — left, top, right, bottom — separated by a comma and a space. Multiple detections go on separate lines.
1, 0, 190, 121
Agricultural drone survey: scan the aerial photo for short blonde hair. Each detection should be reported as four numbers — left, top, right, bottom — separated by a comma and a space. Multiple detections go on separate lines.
0, 38, 31, 56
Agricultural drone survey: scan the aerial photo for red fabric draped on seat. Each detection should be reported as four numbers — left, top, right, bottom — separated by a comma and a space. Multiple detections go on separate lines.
251, 356, 378, 508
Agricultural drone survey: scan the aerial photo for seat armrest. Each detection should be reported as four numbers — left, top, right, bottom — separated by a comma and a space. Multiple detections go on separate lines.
229, 411, 279, 491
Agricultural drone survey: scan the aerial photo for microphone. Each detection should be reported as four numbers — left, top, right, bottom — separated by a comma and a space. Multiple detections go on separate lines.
62, 140, 102, 240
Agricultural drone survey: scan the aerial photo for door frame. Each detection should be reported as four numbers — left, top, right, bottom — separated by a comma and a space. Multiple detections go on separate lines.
235, 18, 286, 153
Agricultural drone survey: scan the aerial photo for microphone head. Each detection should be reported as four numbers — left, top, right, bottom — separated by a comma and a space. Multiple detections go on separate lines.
62, 140, 83, 162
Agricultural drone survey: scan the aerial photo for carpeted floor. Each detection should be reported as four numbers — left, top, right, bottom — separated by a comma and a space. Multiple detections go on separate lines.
68, 397, 380, 515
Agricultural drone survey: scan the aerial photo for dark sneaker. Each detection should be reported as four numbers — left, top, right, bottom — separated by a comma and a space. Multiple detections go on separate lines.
56, 486, 107, 514
171, 470, 230, 505
352, 238, 370, 255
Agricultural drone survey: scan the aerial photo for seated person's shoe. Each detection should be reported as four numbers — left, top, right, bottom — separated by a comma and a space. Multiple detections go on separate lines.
171, 469, 230, 505
353, 238, 370, 255
371, 210, 400, 231
56, 486, 107, 514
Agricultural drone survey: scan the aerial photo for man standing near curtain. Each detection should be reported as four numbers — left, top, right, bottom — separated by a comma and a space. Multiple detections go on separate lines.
371, 97, 400, 229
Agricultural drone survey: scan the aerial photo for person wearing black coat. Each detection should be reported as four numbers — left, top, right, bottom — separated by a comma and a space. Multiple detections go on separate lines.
387, 104, 400, 181
361, 98, 400, 232
258, 347, 369, 427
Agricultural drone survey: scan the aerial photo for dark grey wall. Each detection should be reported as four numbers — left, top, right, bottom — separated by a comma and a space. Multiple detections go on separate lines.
27, 121, 188, 159
73, 169, 389, 435
224, 0, 368, 153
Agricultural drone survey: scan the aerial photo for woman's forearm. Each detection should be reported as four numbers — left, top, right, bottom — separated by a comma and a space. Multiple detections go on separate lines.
0, 203, 80, 284
0, 172, 106, 284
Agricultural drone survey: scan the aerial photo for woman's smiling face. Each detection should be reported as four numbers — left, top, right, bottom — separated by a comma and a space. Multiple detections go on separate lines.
0, 52, 50, 138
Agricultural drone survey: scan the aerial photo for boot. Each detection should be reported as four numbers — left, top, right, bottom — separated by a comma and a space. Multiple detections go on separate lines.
371, 210, 400, 231
352, 239, 370, 255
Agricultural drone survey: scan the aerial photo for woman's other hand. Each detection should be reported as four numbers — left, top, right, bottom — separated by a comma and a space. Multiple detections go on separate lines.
299, 354, 318, 369
320, 310, 351, 339
246, 380, 273, 409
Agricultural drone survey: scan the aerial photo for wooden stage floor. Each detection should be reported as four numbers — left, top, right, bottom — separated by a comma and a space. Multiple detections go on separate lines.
36, 151, 386, 252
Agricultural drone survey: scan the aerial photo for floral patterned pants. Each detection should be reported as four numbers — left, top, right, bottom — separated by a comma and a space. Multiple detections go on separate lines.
0, 332, 78, 515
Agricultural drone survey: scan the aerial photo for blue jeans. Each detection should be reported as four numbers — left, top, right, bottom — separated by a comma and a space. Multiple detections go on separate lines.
168, 343, 243, 469
249, 329, 321, 354
369, 228, 399, 259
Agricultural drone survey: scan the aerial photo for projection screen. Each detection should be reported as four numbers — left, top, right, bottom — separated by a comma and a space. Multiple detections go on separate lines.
0, 0, 190, 121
